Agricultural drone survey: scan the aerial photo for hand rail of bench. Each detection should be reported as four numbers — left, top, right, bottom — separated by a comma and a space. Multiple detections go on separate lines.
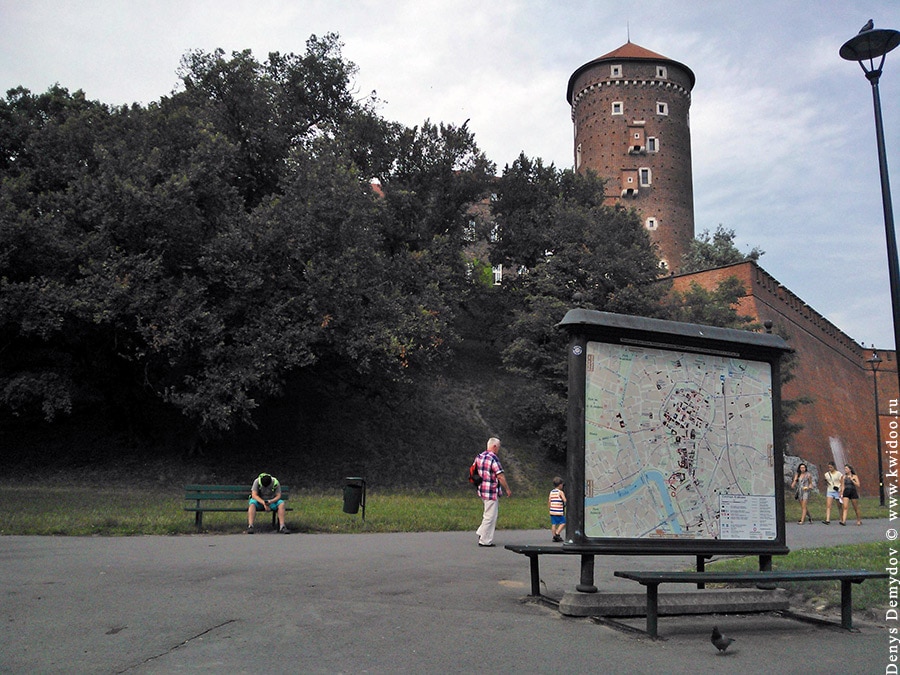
614, 568, 887, 638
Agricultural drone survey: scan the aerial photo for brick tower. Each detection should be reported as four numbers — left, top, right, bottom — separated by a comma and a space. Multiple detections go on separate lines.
567, 42, 695, 272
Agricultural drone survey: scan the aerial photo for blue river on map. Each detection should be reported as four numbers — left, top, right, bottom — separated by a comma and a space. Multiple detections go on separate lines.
585, 470, 684, 534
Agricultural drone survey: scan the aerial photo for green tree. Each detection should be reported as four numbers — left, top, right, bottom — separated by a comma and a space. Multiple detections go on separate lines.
0, 38, 492, 448
174, 35, 360, 209
378, 119, 495, 254
679, 224, 763, 273
491, 160, 665, 458
662, 277, 758, 329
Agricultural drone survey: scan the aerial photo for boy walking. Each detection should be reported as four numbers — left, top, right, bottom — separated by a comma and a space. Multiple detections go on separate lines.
549, 477, 566, 542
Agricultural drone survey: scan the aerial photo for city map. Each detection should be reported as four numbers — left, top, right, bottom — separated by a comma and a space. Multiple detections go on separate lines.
583, 340, 777, 541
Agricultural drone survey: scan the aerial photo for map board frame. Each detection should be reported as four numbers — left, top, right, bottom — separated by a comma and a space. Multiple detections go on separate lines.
559, 310, 792, 556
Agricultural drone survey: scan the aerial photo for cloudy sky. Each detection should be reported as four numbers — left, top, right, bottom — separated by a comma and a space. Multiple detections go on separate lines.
2, 0, 899, 349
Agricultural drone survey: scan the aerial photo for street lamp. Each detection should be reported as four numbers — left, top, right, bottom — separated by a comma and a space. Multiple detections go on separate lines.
841, 23, 900, 401
867, 348, 885, 506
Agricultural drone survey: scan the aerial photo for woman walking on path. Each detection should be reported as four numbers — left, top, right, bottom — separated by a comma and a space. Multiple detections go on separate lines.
839, 464, 862, 526
791, 463, 814, 524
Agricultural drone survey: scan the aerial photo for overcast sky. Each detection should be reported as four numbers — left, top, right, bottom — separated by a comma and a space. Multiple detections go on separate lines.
2, 0, 899, 349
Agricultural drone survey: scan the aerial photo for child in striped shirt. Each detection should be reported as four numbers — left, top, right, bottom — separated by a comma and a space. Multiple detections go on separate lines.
549, 477, 566, 543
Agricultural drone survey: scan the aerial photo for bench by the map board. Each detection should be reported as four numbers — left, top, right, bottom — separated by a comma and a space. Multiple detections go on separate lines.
504, 545, 731, 598
184, 484, 292, 530
613, 568, 887, 638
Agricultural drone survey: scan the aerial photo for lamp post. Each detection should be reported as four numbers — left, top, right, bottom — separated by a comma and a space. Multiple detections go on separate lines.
841, 24, 900, 402
867, 348, 885, 506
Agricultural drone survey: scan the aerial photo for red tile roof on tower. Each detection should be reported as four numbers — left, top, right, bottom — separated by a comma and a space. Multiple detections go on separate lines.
567, 41, 696, 103
597, 41, 670, 61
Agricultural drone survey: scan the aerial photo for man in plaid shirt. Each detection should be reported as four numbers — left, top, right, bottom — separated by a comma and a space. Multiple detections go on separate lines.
475, 437, 512, 547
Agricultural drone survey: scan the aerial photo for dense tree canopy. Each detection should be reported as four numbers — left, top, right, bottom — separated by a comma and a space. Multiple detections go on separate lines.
1, 35, 773, 462
0, 37, 493, 446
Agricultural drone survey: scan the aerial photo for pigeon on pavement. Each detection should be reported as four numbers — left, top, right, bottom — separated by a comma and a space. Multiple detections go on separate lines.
711, 626, 735, 654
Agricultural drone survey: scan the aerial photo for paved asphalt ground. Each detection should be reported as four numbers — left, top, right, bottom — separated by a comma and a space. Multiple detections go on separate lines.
1, 517, 893, 674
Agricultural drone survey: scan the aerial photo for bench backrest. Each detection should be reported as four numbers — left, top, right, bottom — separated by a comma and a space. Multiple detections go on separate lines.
184, 484, 291, 500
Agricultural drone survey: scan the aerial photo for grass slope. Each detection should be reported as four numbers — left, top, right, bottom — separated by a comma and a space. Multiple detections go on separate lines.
1, 337, 561, 496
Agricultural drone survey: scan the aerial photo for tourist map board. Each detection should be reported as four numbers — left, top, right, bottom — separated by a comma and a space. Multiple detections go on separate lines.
583, 340, 777, 541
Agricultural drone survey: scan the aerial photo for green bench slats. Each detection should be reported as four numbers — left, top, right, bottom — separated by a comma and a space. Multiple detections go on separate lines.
184, 484, 292, 530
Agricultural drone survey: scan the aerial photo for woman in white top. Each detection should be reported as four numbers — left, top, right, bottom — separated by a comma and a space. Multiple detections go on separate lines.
821, 461, 842, 524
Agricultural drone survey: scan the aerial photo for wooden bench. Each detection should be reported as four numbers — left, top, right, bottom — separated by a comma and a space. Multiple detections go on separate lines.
613, 569, 888, 638
184, 484, 292, 530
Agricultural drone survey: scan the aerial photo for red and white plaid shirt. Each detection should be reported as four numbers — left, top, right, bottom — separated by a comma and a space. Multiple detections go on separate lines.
475, 451, 504, 500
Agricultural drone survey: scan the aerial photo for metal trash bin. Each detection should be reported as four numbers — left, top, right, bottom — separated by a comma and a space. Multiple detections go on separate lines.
342, 477, 366, 518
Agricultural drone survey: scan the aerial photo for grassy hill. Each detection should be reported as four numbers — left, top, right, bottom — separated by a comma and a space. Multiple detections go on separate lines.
2, 336, 561, 496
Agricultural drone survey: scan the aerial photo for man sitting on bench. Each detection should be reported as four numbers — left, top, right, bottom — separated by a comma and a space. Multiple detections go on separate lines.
248, 473, 289, 534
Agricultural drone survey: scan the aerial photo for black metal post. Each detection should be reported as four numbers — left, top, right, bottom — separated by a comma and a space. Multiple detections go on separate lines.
841, 26, 900, 401
866, 69, 900, 404
869, 350, 885, 506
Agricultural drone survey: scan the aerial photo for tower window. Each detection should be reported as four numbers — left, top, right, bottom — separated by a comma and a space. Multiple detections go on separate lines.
612, 101, 623, 115
628, 125, 646, 154
611, 64, 622, 78
639, 168, 652, 186
656, 66, 668, 79
647, 137, 659, 153
645, 217, 658, 231
656, 102, 669, 116
621, 170, 639, 197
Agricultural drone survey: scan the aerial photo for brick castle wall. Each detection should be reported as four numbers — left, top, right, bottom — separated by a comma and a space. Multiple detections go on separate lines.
673, 261, 898, 495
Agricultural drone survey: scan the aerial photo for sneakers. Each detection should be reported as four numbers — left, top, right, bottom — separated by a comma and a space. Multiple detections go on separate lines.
248, 524, 290, 534
552, 534, 563, 542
